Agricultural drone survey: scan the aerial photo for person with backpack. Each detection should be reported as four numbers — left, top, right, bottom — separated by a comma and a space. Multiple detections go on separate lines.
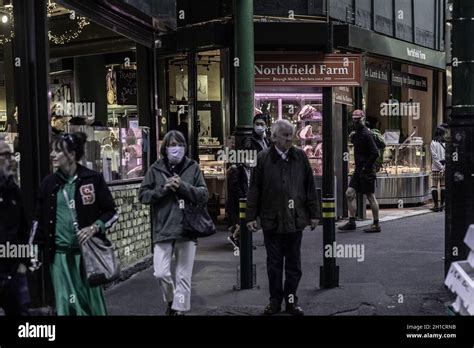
366, 118, 386, 172
339, 110, 382, 233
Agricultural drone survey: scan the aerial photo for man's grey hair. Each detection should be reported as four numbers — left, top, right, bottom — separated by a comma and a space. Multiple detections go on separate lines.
271, 119, 296, 141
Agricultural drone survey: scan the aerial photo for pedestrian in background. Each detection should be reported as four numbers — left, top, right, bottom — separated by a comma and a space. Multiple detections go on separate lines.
339, 110, 381, 233
246, 120, 320, 316
32, 133, 118, 315
0, 140, 31, 316
430, 126, 446, 212
139, 130, 208, 316
243, 114, 271, 153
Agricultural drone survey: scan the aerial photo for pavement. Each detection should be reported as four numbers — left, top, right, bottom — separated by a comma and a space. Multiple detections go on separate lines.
105, 209, 455, 316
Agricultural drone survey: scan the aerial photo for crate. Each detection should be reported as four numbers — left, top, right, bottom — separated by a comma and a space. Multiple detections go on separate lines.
445, 261, 474, 315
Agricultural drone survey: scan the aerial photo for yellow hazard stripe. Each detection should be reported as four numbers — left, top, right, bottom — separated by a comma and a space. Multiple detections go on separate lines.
239, 202, 246, 209
239, 213, 246, 219
322, 202, 335, 208
322, 212, 336, 218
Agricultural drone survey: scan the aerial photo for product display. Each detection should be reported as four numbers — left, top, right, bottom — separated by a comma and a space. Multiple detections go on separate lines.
297, 104, 322, 121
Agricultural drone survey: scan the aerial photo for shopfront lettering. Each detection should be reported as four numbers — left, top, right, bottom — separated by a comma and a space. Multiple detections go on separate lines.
255, 54, 362, 86
407, 47, 427, 61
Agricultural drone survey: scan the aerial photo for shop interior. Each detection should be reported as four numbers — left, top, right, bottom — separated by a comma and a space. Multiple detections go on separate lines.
0, 1, 150, 185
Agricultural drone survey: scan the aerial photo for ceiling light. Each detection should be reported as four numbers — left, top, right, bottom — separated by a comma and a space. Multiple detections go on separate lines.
1, 15, 8, 24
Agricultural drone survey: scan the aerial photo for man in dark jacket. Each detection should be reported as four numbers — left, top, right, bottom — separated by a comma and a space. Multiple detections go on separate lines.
246, 120, 320, 316
0, 140, 31, 315
243, 114, 270, 153
339, 110, 381, 233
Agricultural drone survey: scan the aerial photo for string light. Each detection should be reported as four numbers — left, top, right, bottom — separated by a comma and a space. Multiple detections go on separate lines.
0, 1, 90, 45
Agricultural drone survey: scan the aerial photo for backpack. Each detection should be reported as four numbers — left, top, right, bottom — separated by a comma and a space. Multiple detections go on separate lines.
370, 129, 386, 171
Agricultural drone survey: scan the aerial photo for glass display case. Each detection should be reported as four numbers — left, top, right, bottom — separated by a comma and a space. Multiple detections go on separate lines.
254, 92, 323, 176
348, 142, 430, 205
0, 132, 20, 185
67, 125, 149, 183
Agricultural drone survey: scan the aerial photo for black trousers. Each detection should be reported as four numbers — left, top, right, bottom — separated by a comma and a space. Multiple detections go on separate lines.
263, 230, 303, 305
0, 272, 30, 316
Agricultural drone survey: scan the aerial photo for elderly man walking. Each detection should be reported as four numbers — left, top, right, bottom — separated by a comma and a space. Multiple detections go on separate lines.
246, 120, 320, 316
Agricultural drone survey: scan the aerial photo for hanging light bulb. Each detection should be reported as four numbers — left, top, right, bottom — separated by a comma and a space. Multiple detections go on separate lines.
1, 15, 8, 24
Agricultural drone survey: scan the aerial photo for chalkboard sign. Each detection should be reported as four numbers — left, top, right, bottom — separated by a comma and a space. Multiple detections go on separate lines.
116, 68, 137, 105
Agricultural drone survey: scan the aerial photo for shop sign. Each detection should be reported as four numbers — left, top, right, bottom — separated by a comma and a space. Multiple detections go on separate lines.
391, 71, 428, 91
334, 86, 353, 105
116, 68, 138, 105
255, 54, 362, 86
364, 65, 389, 84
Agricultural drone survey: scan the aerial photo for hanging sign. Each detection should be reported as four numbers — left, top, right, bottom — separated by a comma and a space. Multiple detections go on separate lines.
255, 54, 362, 86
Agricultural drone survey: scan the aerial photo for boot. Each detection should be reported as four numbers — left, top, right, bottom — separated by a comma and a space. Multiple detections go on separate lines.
431, 189, 439, 212
440, 189, 446, 212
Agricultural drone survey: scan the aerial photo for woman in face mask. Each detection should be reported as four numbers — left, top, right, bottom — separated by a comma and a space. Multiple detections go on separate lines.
139, 130, 209, 316
243, 114, 271, 154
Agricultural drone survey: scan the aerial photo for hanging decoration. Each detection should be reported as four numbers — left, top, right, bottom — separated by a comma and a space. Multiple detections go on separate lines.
0, 1, 90, 45
47, 0, 90, 45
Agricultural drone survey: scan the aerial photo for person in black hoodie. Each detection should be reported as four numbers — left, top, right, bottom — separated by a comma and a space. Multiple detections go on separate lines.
0, 140, 31, 315
243, 114, 271, 153
339, 110, 381, 233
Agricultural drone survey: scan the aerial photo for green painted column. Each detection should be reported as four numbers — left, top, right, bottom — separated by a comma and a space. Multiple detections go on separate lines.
234, 0, 255, 148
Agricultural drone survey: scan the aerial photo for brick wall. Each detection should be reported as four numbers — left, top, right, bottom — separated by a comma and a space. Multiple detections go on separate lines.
108, 183, 152, 271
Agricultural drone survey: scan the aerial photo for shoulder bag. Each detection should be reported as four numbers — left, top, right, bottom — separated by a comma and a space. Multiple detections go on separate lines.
161, 172, 216, 239
63, 189, 121, 287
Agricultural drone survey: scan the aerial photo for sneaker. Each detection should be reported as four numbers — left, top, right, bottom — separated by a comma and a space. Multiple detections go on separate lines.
338, 220, 356, 231
363, 224, 381, 233
430, 205, 439, 212
286, 303, 304, 316
227, 236, 239, 249
264, 301, 281, 315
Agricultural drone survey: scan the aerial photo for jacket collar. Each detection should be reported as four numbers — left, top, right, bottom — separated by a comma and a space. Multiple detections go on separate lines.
152, 157, 195, 177
269, 145, 297, 163
55, 163, 95, 184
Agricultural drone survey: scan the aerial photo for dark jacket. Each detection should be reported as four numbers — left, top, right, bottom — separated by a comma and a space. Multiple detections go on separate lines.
351, 126, 380, 172
32, 164, 118, 263
139, 157, 208, 243
226, 164, 251, 227
0, 176, 29, 275
243, 131, 270, 153
246, 145, 320, 234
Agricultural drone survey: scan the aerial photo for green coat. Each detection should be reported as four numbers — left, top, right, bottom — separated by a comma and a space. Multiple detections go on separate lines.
139, 158, 209, 243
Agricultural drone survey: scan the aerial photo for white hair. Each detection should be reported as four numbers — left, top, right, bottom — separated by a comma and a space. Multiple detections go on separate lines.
271, 119, 295, 141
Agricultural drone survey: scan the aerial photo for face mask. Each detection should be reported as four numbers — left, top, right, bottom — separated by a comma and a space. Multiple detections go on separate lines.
254, 125, 265, 136
166, 146, 185, 164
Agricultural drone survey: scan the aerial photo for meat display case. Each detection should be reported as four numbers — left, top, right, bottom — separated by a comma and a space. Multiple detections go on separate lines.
348, 142, 431, 205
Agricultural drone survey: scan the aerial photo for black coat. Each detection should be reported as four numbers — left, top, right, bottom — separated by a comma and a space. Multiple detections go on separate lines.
243, 131, 270, 153
226, 164, 251, 227
246, 145, 320, 234
351, 126, 379, 172
0, 176, 29, 275
32, 164, 118, 263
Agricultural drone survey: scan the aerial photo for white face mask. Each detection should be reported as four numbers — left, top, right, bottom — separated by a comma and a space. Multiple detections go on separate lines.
166, 146, 185, 164
254, 125, 265, 136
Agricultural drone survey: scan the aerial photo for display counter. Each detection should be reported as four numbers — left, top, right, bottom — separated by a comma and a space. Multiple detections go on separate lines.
349, 142, 431, 205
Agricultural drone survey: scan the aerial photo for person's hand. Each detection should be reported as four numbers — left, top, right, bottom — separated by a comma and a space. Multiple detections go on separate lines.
310, 219, 319, 230
247, 220, 258, 232
77, 224, 99, 245
17, 263, 27, 274
170, 175, 181, 190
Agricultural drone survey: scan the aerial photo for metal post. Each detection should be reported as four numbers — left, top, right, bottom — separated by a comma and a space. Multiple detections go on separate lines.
320, 21, 339, 288
233, 0, 254, 149
188, 51, 199, 161
445, 0, 474, 273
238, 198, 254, 289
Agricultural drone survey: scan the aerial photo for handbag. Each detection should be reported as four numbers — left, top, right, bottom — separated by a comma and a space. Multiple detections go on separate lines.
161, 172, 216, 239
63, 189, 121, 287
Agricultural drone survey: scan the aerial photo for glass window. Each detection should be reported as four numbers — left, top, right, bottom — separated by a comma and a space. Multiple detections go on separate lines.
355, 0, 372, 29
414, 0, 436, 48
329, 0, 353, 22
374, 0, 393, 36
395, 0, 413, 42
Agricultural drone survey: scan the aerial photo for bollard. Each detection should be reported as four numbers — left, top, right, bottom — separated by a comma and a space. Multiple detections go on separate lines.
234, 198, 255, 290
320, 196, 339, 288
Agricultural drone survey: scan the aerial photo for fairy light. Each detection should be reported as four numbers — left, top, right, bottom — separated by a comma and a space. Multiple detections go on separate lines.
0, 1, 91, 45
